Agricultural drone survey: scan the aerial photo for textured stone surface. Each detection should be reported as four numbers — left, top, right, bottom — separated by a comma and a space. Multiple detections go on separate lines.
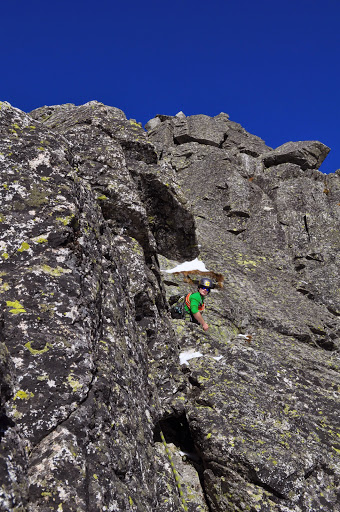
0, 101, 339, 511
262, 141, 330, 170
150, 111, 340, 511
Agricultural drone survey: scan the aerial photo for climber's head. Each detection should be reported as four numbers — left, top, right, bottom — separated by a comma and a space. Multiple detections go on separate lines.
198, 278, 212, 295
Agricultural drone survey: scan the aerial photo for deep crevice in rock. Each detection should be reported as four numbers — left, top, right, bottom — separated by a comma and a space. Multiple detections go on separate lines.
304, 463, 318, 479
305, 253, 323, 262
227, 229, 246, 235
219, 132, 229, 148
250, 477, 287, 500
245, 464, 288, 500
226, 211, 250, 219
174, 134, 220, 148
163, 280, 180, 287
296, 288, 315, 300
154, 414, 200, 463
303, 215, 311, 241
274, 327, 336, 352
154, 414, 212, 511
327, 306, 340, 317
134, 291, 156, 322
140, 175, 198, 261
120, 139, 158, 164
0, 412, 15, 442
295, 263, 306, 271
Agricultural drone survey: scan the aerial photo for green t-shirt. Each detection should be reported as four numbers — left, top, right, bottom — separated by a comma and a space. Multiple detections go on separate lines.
185, 292, 205, 314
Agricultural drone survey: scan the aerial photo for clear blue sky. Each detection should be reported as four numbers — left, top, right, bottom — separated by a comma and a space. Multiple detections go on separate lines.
1, 0, 339, 173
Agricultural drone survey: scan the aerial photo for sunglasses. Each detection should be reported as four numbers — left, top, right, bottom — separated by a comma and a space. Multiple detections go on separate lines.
200, 286, 210, 293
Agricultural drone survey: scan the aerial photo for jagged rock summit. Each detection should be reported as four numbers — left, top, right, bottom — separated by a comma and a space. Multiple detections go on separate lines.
0, 100, 339, 512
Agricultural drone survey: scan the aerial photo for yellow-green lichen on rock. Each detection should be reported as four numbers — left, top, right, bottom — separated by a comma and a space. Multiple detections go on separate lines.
6, 300, 26, 314
40, 264, 72, 277
17, 242, 30, 252
14, 389, 34, 401
25, 341, 53, 355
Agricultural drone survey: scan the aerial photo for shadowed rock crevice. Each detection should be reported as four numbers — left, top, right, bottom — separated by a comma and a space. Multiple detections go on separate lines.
139, 174, 198, 261
154, 414, 212, 512
134, 291, 156, 322
0, 413, 14, 442
154, 414, 200, 462
260, 320, 337, 352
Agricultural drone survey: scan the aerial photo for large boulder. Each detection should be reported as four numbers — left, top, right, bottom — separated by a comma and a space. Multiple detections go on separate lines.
263, 141, 330, 170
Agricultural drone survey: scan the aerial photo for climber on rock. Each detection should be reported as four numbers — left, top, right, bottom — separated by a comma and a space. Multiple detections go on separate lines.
184, 278, 212, 331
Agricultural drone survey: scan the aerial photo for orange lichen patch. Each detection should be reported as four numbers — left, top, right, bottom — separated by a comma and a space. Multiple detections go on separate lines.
248, 176, 254, 182
172, 270, 224, 288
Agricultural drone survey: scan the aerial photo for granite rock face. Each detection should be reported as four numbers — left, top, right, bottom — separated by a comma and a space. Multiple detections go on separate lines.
262, 141, 330, 170
0, 101, 339, 512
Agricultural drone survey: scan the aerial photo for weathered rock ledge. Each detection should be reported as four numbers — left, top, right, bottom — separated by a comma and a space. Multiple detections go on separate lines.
0, 101, 339, 511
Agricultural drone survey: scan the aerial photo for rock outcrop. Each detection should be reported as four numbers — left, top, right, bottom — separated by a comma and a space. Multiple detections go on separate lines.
0, 100, 339, 512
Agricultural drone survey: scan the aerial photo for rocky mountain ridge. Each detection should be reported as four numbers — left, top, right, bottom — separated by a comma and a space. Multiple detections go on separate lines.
0, 100, 339, 511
